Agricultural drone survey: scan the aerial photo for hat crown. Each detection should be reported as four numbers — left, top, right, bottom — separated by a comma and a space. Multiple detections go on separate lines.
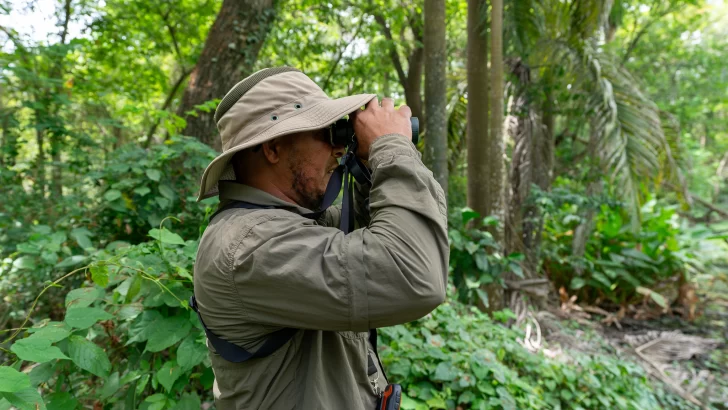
216, 68, 328, 152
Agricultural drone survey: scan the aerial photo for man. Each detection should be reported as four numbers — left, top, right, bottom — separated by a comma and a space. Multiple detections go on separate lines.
193, 67, 448, 409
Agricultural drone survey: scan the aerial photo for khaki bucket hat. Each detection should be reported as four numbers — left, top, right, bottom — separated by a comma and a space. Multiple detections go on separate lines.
197, 67, 376, 201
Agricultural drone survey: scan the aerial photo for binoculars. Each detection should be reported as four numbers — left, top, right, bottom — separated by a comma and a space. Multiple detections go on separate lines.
329, 117, 420, 148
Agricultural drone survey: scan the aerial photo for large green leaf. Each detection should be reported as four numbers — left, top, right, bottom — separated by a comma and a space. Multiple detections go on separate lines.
1, 387, 46, 410
172, 393, 201, 410
27, 323, 71, 343
145, 316, 191, 352
64, 307, 113, 329
67, 336, 111, 377
99, 372, 120, 400
10, 337, 69, 363
65, 287, 102, 309
177, 335, 208, 372
54, 255, 87, 268
90, 263, 109, 287
45, 392, 79, 410
156, 361, 183, 392
127, 310, 164, 344
432, 362, 458, 381
148, 228, 185, 245
146, 169, 162, 181
0, 367, 30, 393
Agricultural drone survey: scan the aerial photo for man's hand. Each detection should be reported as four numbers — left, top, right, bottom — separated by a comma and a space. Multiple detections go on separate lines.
352, 97, 412, 160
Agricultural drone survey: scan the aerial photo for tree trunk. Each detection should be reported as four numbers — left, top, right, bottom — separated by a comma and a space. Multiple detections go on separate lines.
504, 59, 551, 308
424, 0, 448, 194
177, 0, 279, 151
35, 127, 46, 199
489, 0, 505, 235
466, 0, 489, 219
467, 0, 503, 312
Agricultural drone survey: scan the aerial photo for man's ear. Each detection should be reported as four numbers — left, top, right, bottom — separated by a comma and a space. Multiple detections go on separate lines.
261, 139, 281, 164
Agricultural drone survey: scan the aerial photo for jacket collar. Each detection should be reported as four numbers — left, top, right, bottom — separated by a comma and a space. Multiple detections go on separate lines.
217, 181, 313, 215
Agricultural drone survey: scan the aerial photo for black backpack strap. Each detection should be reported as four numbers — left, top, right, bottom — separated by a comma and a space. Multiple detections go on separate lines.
197, 200, 298, 363
189, 295, 297, 363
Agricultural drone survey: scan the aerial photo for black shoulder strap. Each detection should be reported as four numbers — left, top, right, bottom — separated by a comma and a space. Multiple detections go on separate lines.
189, 295, 297, 363
195, 200, 298, 363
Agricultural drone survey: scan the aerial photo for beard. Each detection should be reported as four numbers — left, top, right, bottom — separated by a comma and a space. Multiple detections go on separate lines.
288, 157, 326, 211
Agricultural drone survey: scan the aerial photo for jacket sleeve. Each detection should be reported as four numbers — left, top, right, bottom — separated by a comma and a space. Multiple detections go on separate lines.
231, 134, 449, 331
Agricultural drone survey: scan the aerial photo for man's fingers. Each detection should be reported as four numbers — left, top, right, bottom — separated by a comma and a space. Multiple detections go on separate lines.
366, 97, 379, 110
397, 104, 412, 119
381, 97, 394, 110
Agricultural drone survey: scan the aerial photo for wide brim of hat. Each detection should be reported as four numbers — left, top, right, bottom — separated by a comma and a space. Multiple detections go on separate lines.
197, 93, 376, 201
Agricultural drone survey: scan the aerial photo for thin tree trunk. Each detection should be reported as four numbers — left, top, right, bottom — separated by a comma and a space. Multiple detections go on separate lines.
424, 0, 448, 193
467, 0, 502, 312
177, 0, 279, 151
466, 0, 489, 219
504, 61, 552, 307
36, 127, 46, 199
489, 0, 505, 237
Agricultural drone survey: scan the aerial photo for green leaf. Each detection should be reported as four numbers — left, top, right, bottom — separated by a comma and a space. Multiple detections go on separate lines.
476, 288, 489, 308
146, 169, 162, 181
70, 228, 93, 250
636, 286, 667, 308
10, 338, 69, 363
177, 336, 208, 372
117, 304, 143, 321
27, 323, 70, 343
156, 361, 183, 392
67, 336, 111, 377
510, 263, 524, 278
134, 186, 151, 196
99, 372, 120, 400
64, 307, 112, 329
461, 207, 480, 224
1, 387, 46, 410
144, 394, 167, 410
172, 393, 201, 410
400, 393, 427, 410
570, 277, 586, 290
159, 185, 175, 200
0, 367, 30, 393
474, 251, 489, 271
104, 189, 122, 201
65, 287, 102, 309
54, 255, 87, 268
90, 263, 109, 287
45, 392, 79, 410
28, 362, 55, 387
148, 228, 185, 245
432, 362, 458, 381
145, 316, 191, 352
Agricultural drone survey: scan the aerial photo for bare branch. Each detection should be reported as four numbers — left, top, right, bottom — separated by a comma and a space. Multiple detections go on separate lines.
158, 6, 186, 69
145, 67, 193, 144
322, 18, 366, 92
373, 13, 408, 87
59, 0, 72, 45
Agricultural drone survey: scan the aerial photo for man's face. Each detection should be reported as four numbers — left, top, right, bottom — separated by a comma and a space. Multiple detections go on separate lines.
281, 129, 345, 211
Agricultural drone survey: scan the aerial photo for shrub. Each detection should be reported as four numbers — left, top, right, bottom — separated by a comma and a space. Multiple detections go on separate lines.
378, 300, 692, 410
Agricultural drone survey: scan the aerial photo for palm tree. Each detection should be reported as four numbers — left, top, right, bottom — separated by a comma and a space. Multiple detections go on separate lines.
499, 0, 685, 299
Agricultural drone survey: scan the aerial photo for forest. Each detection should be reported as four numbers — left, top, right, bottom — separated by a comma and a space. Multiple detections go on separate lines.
0, 0, 727, 409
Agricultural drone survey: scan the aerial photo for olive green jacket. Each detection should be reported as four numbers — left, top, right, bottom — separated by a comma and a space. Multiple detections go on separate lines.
193, 135, 449, 409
